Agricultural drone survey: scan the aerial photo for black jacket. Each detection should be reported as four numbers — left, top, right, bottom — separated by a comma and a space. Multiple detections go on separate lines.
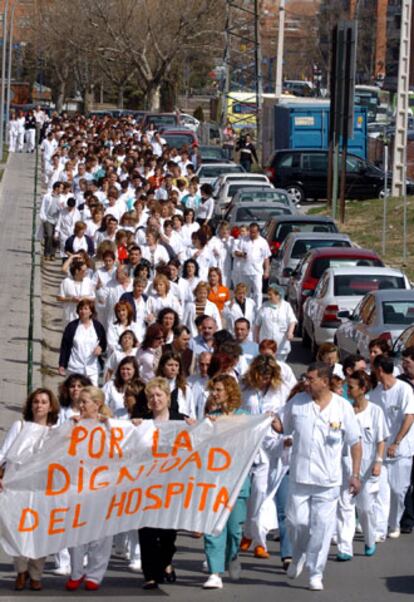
59, 318, 107, 368
64, 234, 95, 257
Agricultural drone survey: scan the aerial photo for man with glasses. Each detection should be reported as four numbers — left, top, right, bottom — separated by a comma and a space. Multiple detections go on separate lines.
272, 362, 361, 591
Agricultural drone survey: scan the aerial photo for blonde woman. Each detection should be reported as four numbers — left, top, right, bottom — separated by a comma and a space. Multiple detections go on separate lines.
185, 281, 222, 337
65, 387, 113, 592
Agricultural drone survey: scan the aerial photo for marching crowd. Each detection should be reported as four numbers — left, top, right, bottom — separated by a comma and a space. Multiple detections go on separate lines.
0, 110, 413, 593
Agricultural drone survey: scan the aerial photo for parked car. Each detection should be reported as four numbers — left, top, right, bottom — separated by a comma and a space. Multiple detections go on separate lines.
302, 267, 410, 353
142, 112, 179, 130
286, 246, 385, 327
215, 181, 274, 217
213, 173, 271, 199
270, 232, 352, 289
229, 188, 296, 213
179, 113, 200, 132
160, 128, 198, 149
223, 202, 294, 237
196, 163, 244, 186
199, 145, 228, 162
263, 215, 339, 256
335, 287, 414, 361
392, 324, 414, 372
264, 148, 414, 203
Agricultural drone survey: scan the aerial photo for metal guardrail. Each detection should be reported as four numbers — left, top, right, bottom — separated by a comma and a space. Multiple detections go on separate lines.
27, 128, 39, 393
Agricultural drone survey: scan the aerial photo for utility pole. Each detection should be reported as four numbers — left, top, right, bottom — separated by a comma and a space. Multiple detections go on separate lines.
6, 1, 17, 137
0, 0, 10, 160
275, 0, 285, 98
391, 0, 412, 198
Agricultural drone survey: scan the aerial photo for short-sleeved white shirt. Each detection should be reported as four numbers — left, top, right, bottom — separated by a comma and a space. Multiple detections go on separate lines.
255, 300, 297, 355
281, 392, 361, 487
238, 236, 271, 275
370, 379, 414, 458
356, 403, 389, 479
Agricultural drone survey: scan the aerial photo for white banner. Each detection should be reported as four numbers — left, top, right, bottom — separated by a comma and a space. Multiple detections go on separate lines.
0, 415, 270, 559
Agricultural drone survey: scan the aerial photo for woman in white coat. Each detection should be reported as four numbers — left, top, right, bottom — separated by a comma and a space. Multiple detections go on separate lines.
254, 285, 297, 362
146, 274, 182, 322
240, 354, 295, 564
103, 357, 143, 419
185, 281, 222, 337
0, 388, 60, 591
8, 110, 18, 152
336, 370, 389, 560
156, 351, 194, 418
223, 282, 257, 339
65, 387, 113, 591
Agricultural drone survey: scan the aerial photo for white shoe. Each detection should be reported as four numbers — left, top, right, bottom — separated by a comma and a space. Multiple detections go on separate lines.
287, 555, 306, 580
128, 559, 142, 572
228, 557, 241, 581
309, 577, 324, 591
203, 574, 223, 589
375, 534, 386, 543
388, 528, 401, 539
52, 566, 71, 576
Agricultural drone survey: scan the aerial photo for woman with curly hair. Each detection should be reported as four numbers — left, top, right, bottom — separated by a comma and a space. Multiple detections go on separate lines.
57, 373, 93, 423
0, 388, 60, 591
136, 323, 165, 383
202, 374, 250, 590
156, 350, 194, 417
156, 308, 180, 345
240, 355, 295, 567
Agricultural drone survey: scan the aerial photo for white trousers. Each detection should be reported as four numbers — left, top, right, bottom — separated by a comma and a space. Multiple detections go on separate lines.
54, 547, 71, 569
16, 131, 24, 152
9, 131, 17, 152
244, 461, 270, 547
240, 273, 263, 308
287, 481, 339, 580
69, 535, 113, 584
14, 556, 46, 580
375, 458, 412, 535
337, 478, 379, 555
26, 129, 36, 152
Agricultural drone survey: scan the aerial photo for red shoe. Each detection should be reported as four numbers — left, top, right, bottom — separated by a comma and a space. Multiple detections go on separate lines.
254, 545, 270, 559
65, 576, 85, 591
240, 537, 252, 551
84, 580, 100, 591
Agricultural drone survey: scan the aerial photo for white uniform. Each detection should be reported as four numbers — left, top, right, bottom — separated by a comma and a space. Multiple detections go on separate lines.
280, 392, 360, 582
255, 300, 297, 361
185, 300, 222, 337
59, 276, 96, 324
223, 297, 257, 339
234, 235, 271, 307
370, 379, 414, 535
336, 403, 389, 555
242, 374, 296, 548
66, 322, 100, 385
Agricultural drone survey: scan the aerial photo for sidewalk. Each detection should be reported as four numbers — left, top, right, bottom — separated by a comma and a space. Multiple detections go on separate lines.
0, 153, 41, 441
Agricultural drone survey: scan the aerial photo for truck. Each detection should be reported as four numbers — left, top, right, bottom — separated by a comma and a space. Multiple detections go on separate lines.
261, 98, 368, 165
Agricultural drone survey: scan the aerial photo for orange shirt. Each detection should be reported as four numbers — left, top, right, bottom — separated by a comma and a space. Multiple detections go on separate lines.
208, 285, 230, 313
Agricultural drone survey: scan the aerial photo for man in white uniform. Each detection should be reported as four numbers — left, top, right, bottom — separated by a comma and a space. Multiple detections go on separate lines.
272, 362, 361, 591
370, 354, 414, 540
233, 223, 270, 307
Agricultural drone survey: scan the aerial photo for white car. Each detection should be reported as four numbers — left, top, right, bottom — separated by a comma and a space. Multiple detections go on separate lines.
215, 181, 274, 217
213, 172, 271, 199
196, 163, 244, 186
302, 267, 411, 354
179, 113, 200, 132
334, 287, 414, 361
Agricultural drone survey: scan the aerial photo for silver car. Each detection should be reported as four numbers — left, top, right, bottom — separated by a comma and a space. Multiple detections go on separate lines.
196, 163, 244, 186
335, 288, 414, 361
223, 202, 294, 236
271, 232, 352, 290
230, 187, 297, 213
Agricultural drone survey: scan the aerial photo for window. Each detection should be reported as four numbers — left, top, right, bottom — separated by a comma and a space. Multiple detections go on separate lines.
382, 301, 414, 325
302, 153, 327, 171
277, 153, 294, 168
233, 101, 257, 114
236, 206, 289, 221
311, 257, 382, 279
346, 156, 365, 173
334, 275, 405, 297
291, 239, 350, 260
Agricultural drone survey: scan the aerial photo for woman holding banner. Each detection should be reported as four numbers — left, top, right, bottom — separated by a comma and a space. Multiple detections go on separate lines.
138, 377, 187, 589
203, 374, 251, 590
65, 386, 113, 592
0, 388, 60, 591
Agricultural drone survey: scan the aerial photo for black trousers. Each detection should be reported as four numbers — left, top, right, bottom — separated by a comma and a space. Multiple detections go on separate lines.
138, 527, 177, 582
400, 458, 414, 529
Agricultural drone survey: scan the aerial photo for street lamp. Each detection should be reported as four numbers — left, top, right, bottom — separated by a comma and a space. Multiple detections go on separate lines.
5, 1, 18, 134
